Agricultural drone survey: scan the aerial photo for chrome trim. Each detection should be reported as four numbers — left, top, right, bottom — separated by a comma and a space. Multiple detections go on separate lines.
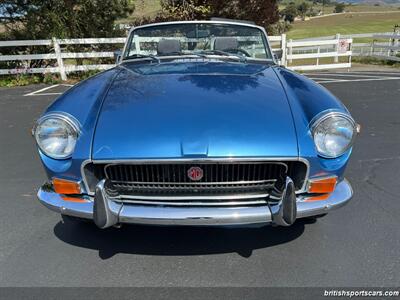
130, 20, 267, 32
104, 161, 288, 181
34, 112, 81, 136
310, 111, 357, 159
38, 188, 94, 219
356, 123, 361, 134
297, 178, 353, 218
105, 160, 288, 168
117, 204, 272, 226
104, 162, 285, 198
110, 179, 277, 186
80, 159, 93, 195
81, 157, 310, 196
37, 178, 353, 226
112, 199, 267, 207
94, 179, 120, 228
310, 110, 356, 129
110, 192, 270, 201
270, 177, 297, 226
121, 55, 273, 65
33, 112, 81, 160
90, 157, 306, 163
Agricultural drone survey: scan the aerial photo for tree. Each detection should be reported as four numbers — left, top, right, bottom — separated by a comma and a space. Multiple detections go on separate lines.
137, 0, 280, 32
321, 0, 331, 14
334, 2, 346, 13
296, 2, 310, 20
205, 0, 280, 30
281, 3, 298, 23
2, 0, 134, 39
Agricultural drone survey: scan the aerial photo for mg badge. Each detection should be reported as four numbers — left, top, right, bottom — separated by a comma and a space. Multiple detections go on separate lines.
187, 166, 203, 181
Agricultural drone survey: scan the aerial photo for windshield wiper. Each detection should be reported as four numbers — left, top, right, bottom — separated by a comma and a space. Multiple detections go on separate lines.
123, 54, 160, 64
198, 50, 247, 63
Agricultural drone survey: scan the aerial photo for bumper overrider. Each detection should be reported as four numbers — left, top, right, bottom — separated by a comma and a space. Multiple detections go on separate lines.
37, 177, 353, 228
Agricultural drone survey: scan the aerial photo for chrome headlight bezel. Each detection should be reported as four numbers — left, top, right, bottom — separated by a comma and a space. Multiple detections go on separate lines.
311, 111, 357, 159
33, 113, 81, 160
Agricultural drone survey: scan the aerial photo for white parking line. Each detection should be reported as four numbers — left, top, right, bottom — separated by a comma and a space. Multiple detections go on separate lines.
310, 77, 346, 82
305, 70, 400, 84
316, 77, 400, 84
337, 71, 400, 76
24, 84, 73, 97
306, 73, 381, 78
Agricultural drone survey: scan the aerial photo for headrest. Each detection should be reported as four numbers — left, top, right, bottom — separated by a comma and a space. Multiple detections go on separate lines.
214, 37, 238, 51
157, 39, 181, 55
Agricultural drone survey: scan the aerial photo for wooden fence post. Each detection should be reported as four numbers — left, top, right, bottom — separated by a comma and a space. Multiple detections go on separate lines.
370, 40, 374, 56
289, 39, 293, 64
52, 37, 67, 81
280, 34, 287, 67
349, 39, 352, 68
334, 33, 340, 63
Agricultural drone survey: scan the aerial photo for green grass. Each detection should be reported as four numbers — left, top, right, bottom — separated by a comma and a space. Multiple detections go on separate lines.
345, 4, 400, 12
0, 70, 103, 87
287, 11, 400, 40
352, 56, 400, 68
0, 73, 61, 87
279, 2, 400, 13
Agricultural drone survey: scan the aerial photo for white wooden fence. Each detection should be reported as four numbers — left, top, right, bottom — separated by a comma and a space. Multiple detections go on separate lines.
286, 37, 353, 71
369, 33, 400, 62
343, 31, 400, 62
0, 38, 126, 80
0, 34, 354, 80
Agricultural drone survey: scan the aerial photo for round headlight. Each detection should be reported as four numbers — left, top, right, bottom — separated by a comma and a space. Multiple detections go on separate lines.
312, 112, 356, 158
34, 114, 80, 159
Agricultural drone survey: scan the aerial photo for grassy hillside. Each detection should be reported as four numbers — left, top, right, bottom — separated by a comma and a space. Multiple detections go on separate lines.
117, 1, 399, 42
117, 0, 161, 23
341, 0, 400, 4
287, 11, 400, 39
279, 2, 400, 13
346, 4, 400, 11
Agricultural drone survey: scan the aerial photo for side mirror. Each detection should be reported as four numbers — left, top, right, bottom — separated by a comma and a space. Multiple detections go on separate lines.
114, 50, 122, 64
273, 49, 283, 61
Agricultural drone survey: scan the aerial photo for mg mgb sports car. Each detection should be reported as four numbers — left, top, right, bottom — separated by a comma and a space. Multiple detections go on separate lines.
34, 20, 358, 229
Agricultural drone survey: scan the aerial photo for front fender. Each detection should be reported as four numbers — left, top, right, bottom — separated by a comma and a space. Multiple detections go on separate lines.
36, 68, 121, 186
273, 67, 354, 180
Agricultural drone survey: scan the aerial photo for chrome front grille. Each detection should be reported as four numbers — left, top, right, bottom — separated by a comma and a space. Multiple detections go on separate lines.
104, 162, 286, 201
108, 180, 277, 197
105, 162, 287, 184
82, 160, 309, 206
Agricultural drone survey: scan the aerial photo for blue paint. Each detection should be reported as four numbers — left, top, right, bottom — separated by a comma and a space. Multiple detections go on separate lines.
35, 60, 355, 190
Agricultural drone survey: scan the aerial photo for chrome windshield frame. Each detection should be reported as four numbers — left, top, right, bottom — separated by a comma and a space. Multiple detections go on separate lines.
120, 20, 277, 65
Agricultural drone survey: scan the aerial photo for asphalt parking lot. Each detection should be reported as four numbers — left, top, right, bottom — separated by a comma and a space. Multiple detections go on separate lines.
0, 70, 399, 287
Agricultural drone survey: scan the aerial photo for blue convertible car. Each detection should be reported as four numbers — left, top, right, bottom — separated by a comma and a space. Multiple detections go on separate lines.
34, 20, 358, 229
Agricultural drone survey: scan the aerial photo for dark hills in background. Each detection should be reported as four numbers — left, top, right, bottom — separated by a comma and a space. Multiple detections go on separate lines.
338, 0, 400, 5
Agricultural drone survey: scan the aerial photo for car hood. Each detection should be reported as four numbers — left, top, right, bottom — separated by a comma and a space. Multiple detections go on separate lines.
92, 62, 298, 160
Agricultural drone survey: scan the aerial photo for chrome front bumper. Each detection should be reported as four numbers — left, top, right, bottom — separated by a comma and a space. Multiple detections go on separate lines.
37, 179, 353, 227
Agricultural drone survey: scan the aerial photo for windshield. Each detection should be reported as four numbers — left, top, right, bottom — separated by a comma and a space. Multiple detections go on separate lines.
123, 22, 273, 63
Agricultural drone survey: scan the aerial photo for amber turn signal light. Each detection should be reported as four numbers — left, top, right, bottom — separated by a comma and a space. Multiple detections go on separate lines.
62, 196, 87, 203
52, 178, 81, 195
308, 177, 337, 194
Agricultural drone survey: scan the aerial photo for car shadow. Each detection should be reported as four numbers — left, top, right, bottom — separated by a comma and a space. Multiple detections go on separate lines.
53, 218, 314, 260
